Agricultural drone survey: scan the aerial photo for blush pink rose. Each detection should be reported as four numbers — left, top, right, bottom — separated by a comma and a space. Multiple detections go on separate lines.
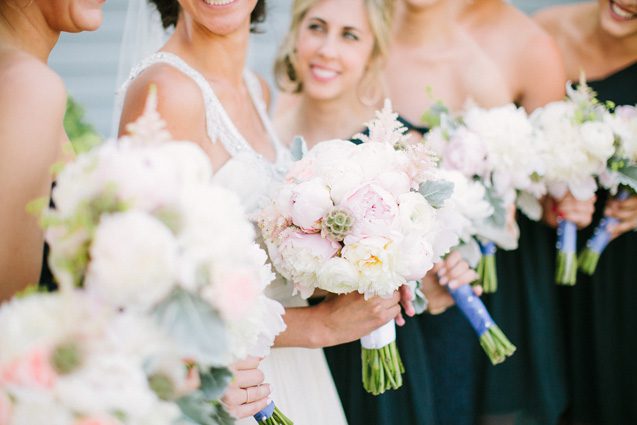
1, 349, 57, 390
340, 183, 398, 239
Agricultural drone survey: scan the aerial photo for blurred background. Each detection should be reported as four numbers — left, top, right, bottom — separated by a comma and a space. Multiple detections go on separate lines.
50, 0, 583, 138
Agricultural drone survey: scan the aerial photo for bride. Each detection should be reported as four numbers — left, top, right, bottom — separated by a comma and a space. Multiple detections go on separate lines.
117, 1, 405, 423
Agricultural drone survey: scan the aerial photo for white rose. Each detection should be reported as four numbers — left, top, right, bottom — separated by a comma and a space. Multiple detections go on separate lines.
290, 178, 333, 231
395, 234, 435, 281
85, 211, 178, 312
317, 257, 360, 294
55, 353, 157, 419
9, 397, 73, 425
396, 192, 436, 235
580, 121, 615, 162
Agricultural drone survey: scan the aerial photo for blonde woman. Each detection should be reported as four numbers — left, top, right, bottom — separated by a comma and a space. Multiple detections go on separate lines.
0, 0, 105, 302
274, 1, 480, 423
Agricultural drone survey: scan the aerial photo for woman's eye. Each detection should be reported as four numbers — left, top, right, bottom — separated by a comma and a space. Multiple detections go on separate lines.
308, 22, 325, 32
343, 31, 359, 41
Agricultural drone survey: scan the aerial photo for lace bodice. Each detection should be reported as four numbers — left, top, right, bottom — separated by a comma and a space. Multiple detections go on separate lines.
123, 52, 292, 215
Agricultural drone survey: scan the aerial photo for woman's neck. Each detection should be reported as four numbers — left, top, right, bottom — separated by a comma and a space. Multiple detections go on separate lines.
296, 94, 374, 148
0, 5, 59, 62
461, 0, 504, 24
393, 1, 464, 46
166, 15, 250, 87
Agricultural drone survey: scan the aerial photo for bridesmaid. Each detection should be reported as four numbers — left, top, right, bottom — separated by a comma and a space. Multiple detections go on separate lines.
0, 0, 105, 302
536, 2, 637, 424
385, 2, 514, 424
460, 3, 579, 425
274, 1, 480, 424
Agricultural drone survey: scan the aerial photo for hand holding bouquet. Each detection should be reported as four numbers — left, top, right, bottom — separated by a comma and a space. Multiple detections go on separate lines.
531, 78, 615, 285
259, 101, 459, 395
579, 104, 637, 274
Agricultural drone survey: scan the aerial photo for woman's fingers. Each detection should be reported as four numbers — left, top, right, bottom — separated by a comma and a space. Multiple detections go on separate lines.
233, 368, 265, 389
229, 397, 270, 419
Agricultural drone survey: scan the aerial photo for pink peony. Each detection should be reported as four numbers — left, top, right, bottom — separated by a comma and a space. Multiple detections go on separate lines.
290, 179, 333, 232
340, 184, 398, 239
203, 270, 261, 321
1, 349, 57, 390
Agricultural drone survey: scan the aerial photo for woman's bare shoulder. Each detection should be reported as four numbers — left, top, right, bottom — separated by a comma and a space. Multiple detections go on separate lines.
120, 62, 206, 136
0, 49, 66, 112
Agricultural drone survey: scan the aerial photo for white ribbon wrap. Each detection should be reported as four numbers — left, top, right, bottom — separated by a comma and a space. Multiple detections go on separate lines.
360, 319, 396, 350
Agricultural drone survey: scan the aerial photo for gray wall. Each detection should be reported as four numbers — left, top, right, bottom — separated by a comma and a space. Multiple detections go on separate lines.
50, 0, 583, 138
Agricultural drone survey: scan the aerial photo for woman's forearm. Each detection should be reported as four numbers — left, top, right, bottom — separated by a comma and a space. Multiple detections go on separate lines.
273, 305, 331, 349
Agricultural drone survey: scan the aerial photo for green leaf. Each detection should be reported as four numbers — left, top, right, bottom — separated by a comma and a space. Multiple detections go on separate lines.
177, 393, 234, 425
153, 288, 229, 367
617, 166, 637, 193
484, 186, 506, 228
199, 367, 233, 401
64, 97, 102, 154
418, 180, 454, 209
290, 136, 307, 162
420, 101, 449, 129
26, 196, 49, 217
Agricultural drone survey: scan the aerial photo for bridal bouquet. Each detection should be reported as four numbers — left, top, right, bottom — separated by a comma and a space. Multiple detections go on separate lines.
531, 80, 615, 285
259, 102, 459, 395
424, 103, 544, 292
38, 87, 288, 424
0, 291, 187, 425
579, 104, 637, 274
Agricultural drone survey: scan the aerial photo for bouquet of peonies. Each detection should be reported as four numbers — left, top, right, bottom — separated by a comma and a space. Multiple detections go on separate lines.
37, 87, 289, 424
0, 291, 189, 425
579, 104, 637, 274
531, 79, 615, 285
424, 102, 544, 292
259, 101, 458, 395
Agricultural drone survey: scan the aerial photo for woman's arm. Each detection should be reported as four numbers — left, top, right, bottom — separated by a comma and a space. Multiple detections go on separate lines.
275, 291, 402, 349
0, 56, 66, 301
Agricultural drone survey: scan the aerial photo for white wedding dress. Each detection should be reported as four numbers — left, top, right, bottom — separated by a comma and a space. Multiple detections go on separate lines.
124, 52, 348, 425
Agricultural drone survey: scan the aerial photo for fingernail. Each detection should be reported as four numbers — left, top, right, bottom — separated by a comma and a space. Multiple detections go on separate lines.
438, 267, 447, 275
439, 276, 448, 285
448, 280, 458, 289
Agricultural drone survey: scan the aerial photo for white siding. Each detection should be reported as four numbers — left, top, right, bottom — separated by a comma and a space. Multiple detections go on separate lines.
50, 0, 582, 138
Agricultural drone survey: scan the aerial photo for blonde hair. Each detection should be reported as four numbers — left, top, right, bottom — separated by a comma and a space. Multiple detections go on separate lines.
274, 0, 394, 93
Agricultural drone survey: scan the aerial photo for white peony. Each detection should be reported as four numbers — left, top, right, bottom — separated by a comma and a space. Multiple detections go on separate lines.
85, 211, 178, 312
342, 236, 404, 298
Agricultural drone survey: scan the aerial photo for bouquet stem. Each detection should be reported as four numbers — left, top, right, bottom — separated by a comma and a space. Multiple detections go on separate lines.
255, 401, 293, 425
449, 285, 516, 365
477, 241, 498, 293
361, 320, 405, 395
579, 190, 629, 275
555, 219, 578, 285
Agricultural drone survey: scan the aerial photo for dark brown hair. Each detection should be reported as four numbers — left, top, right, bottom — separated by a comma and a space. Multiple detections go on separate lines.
149, 0, 267, 31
